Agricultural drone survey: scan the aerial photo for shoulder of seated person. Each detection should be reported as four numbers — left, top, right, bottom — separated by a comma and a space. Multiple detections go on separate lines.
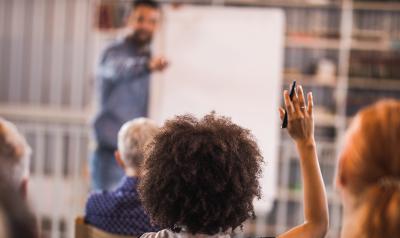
89, 190, 112, 199
86, 190, 113, 206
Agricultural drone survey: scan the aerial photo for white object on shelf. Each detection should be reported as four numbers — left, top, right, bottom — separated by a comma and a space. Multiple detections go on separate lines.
316, 59, 337, 85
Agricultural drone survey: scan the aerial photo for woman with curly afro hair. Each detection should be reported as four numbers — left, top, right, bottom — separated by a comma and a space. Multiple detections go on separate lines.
139, 85, 328, 238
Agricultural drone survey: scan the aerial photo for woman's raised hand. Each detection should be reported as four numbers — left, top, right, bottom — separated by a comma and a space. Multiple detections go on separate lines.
279, 85, 314, 145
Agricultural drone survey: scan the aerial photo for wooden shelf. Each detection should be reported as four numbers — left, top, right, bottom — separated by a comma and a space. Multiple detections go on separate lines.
353, 2, 400, 11
352, 29, 388, 39
284, 73, 337, 87
225, 0, 342, 8
286, 36, 397, 51
351, 40, 393, 52
349, 77, 400, 91
224, 0, 400, 11
286, 37, 341, 50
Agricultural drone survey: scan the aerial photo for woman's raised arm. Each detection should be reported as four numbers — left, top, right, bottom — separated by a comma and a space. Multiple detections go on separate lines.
277, 86, 329, 238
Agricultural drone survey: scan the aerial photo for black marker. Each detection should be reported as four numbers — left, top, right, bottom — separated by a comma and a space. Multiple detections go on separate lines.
281, 80, 296, 129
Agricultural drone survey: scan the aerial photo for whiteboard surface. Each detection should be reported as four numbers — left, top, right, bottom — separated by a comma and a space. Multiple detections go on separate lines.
150, 6, 284, 214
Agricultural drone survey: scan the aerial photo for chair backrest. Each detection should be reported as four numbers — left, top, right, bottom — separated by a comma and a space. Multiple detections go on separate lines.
75, 217, 137, 238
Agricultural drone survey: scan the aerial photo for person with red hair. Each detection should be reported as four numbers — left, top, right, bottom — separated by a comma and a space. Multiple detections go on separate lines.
336, 99, 400, 238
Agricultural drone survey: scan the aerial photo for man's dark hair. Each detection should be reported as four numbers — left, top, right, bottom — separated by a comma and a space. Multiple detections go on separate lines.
133, 0, 160, 10
138, 113, 263, 235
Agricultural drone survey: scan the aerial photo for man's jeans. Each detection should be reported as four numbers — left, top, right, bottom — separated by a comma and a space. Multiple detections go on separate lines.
89, 147, 124, 191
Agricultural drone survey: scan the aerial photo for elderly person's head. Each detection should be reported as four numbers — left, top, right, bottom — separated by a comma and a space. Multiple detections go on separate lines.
115, 118, 159, 177
336, 99, 400, 238
138, 113, 263, 235
0, 118, 31, 197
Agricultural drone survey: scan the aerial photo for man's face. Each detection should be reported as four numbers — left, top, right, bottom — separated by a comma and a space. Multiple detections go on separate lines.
126, 6, 160, 45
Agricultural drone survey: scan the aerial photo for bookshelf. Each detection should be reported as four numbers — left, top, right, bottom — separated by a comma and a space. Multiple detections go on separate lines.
228, 0, 400, 237
275, 0, 400, 237
353, 1, 400, 11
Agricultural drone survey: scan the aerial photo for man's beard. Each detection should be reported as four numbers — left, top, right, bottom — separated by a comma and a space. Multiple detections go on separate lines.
129, 30, 153, 47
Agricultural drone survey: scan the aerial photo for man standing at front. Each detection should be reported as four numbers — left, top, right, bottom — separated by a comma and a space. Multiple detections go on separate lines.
91, 0, 168, 191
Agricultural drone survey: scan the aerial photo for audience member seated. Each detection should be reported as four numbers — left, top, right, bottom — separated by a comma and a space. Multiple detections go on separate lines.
336, 99, 400, 238
85, 118, 160, 236
0, 118, 31, 198
138, 85, 328, 238
0, 177, 37, 238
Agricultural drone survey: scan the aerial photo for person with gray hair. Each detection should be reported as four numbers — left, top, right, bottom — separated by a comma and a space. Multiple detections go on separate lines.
115, 118, 159, 177
0, 118, 31, 198
85, 117, 160, 236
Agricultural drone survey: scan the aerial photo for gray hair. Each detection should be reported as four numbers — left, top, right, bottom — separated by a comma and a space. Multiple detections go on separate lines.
117, 118, 159, 168
0, 118, 31, 187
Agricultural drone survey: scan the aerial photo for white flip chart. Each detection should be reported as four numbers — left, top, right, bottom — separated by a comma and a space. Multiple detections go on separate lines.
150, 5, 284, 214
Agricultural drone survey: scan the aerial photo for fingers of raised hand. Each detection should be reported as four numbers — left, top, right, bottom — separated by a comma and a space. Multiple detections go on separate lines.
297, 86, 307, 114
291, 88, 302, 116
279, 107, 285, 121
283, 90, 294, 117
307, 92, 314, 116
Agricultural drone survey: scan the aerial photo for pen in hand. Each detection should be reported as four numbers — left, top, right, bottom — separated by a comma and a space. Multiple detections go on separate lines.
281, 80, 297, 129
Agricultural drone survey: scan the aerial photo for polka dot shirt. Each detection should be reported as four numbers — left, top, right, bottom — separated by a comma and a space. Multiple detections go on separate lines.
85, 176, 159, 236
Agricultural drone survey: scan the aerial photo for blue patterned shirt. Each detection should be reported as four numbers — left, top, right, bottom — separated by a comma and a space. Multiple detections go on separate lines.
85, 176, 159, 236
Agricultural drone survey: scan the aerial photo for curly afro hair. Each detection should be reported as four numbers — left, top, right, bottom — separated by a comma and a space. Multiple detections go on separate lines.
138, 113, 263, 235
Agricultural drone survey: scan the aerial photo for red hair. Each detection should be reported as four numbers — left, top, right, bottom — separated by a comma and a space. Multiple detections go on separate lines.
339, 99, 400, 237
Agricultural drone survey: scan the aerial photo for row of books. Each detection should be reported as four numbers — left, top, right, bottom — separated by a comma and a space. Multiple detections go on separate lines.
353, 10, 400, 41
285, 47, 400, 79
284, 48, 339, 75
349, 51, 400, 79
284, 8, 341, 38
283, 6, 400, 42
94, 1, 400, 44
346, 88, 400, 116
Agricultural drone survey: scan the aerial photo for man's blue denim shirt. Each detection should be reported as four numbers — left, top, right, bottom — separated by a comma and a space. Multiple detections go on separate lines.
93, 37, 151, 149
